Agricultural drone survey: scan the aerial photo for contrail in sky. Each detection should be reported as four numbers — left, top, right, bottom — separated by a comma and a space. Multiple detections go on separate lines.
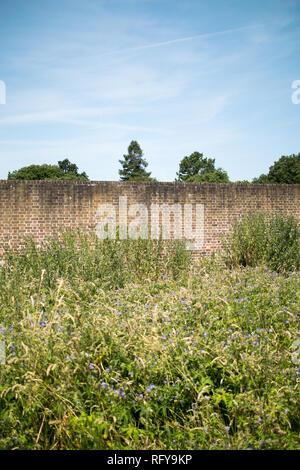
100, 24, 258, 57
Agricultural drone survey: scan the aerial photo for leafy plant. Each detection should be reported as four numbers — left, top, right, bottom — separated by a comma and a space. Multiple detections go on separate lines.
222, 212, 300, 272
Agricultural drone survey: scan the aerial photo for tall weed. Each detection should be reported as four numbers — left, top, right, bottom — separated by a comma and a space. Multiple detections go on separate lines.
222, 212, 300, 272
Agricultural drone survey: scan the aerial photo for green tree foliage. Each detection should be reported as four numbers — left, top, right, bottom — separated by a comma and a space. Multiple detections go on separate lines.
119, 141, 154, 181
7, 159, 89, 181
57, 158, 89, 180
233, 180, 251, 184
253, 153, 300, 184
8, 165, 63, 180
176, 151, 229, 182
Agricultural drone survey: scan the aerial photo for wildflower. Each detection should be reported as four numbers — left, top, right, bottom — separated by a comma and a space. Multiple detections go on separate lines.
40, 321, 47, 327
257, 416, 262, 426
146, 384, 156, 392
66, 354, 75, 360
88, 363, 95, 370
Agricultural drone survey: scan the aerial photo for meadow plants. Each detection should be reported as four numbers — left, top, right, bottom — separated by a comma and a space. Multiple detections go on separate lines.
0, 230, 299, 449
222, 212, 300, 272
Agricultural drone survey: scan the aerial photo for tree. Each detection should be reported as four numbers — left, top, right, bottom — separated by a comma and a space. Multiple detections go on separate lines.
252, 174, 270, 184
58, 158, 88, 179
176, 151, 229, 182
233, 180, 251, 183
119, 141, 154, 181
8, 164, 64, 180
253, 154, 300, 184
8, 159, 89, 180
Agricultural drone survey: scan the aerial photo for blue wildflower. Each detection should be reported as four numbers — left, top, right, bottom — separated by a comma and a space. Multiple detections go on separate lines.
146, 384, 156, 392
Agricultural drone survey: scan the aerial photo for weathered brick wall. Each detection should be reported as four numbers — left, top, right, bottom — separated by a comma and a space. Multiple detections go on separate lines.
0, 180, 299, 254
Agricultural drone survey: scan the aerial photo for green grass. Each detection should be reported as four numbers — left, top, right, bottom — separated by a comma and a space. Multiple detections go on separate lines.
0, 230, 299, 450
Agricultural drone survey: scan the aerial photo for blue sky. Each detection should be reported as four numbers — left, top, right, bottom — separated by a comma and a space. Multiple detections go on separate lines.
0, 0, 299, 181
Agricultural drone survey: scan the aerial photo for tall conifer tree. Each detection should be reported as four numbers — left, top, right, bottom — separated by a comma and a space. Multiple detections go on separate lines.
119, 141, 153, 181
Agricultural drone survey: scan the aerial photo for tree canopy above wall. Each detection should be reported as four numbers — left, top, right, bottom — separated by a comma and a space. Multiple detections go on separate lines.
7, 159, 89, 180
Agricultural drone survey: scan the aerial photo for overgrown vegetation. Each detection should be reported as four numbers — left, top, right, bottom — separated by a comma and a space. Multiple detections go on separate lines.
0, 226, 299, 450
222, 212, 300, 273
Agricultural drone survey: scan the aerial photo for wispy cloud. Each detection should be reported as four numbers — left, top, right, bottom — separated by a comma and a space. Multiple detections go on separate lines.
0, 108, 169, 135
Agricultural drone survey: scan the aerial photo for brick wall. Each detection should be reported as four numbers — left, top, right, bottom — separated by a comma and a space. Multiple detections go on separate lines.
0, 180, 299, 255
